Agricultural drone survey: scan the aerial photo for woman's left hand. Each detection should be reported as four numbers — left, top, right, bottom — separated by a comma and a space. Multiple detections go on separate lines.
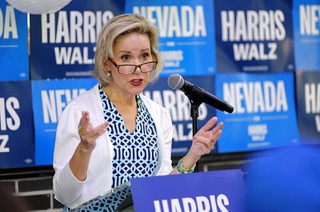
189, 117, 223, 157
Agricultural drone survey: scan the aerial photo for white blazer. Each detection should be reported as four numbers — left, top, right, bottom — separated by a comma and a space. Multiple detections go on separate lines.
53, 84, 173, 209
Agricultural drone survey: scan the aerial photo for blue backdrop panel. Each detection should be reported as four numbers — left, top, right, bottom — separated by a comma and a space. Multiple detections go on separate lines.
29, 0, 125, 80
125, 0, 216, 76
143, 75, 217, 156
296, 71, 320, 144
215, 0, 295, 73
293, 0, 320, 71
0, 2, 28, 81
131, 169, 245, 212
0, 81, 34, 168
216, 72, 300, 153
32, 78, 97, 165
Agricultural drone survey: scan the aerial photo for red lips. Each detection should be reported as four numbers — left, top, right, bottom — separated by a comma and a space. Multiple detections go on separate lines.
130, 79, 143, 86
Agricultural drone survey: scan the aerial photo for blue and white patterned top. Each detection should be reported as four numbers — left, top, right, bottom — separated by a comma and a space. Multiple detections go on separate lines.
65, 85, 159, 212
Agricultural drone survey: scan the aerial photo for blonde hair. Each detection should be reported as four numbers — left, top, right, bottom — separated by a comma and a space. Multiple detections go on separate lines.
93, 13, 163, 85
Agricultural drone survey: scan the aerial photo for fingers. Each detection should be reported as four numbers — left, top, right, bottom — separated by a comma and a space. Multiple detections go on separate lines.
199, 117, 218, 132
191, 117, 224, 155
90, 122, 108, 139
78, 111, 108, 141
78, 111, 90, 133
194, 129, 221, 147
195, 117, 223, 138
193, 136, 215, 154
211, 122, 224, 137
194, 136, 214, 147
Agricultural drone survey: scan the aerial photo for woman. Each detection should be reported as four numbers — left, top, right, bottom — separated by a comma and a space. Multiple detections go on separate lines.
53, 13, 223, 211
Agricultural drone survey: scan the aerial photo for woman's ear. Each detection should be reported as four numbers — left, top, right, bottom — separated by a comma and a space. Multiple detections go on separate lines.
103, 62, 110, 72
103, 62, 111, 77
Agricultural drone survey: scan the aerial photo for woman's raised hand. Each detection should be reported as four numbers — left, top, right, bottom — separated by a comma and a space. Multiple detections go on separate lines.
78, 111, 108, 151
190, 117, 224, 157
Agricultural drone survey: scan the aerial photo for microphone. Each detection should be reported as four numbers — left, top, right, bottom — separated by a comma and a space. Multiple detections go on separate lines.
167, 74, 234, 113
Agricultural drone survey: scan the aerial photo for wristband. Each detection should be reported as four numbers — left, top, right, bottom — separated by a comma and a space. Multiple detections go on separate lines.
177, 157, 195, 174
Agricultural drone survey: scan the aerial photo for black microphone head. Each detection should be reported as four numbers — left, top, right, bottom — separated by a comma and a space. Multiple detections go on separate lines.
168, 74, 184, 90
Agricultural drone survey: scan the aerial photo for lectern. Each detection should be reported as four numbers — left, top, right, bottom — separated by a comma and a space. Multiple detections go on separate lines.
70, 169, 245, 212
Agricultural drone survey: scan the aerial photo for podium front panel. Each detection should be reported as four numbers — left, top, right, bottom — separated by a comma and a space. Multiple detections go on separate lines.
131, 169, 245, 212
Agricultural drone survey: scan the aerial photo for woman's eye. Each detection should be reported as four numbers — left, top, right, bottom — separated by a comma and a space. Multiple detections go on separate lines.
141, 53, 150, 60
121, 55, 130, 61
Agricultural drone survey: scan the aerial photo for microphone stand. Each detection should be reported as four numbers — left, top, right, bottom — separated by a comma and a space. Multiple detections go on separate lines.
190, 101, 201, 172
180, 83, 206, 173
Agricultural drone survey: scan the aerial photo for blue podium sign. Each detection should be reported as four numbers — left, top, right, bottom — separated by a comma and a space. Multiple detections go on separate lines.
131, 169, 245, 212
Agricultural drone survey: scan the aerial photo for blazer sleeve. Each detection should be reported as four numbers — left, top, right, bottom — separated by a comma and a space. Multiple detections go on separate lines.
52, 101, 85, 205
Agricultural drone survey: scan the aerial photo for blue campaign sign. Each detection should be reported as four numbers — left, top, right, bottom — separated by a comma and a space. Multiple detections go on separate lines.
0, 81, 34, 168
216, 72, 300, 153
125, 0, 216, 76
29, 0, 125, 80
0, 2, 28, 81
293, 0, 320, 71
32, 78, 97, 165
296, 71, 320, 144
143, 75, 217, 156
131, 169, 245, 212
214, 0, 295, 73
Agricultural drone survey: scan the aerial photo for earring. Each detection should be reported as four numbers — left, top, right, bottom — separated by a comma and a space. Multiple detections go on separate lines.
106, 71, 111, 77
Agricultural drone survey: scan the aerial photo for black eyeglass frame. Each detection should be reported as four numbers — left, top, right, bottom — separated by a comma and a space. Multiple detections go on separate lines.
107, 58, 158, 75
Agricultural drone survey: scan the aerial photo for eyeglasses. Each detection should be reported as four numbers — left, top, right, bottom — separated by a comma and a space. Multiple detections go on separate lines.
108, 58, 158, 75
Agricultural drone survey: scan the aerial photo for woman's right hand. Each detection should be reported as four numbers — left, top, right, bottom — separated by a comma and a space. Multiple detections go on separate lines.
78, 111, 108, 152
69, 111, 108, 181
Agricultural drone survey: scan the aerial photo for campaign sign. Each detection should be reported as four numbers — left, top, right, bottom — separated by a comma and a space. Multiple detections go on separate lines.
131, 169, 245, 212
29, 0, 125, 80
293, 0, 320, 71
143, 75, 217, 156
0, 81, 34, 168
216, 72, 300, 153
125, 0, 216, 76
0, 2, 29, 81
296, 71, 320, 144
214, 0, 295, 73
32, 78, 97, 165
